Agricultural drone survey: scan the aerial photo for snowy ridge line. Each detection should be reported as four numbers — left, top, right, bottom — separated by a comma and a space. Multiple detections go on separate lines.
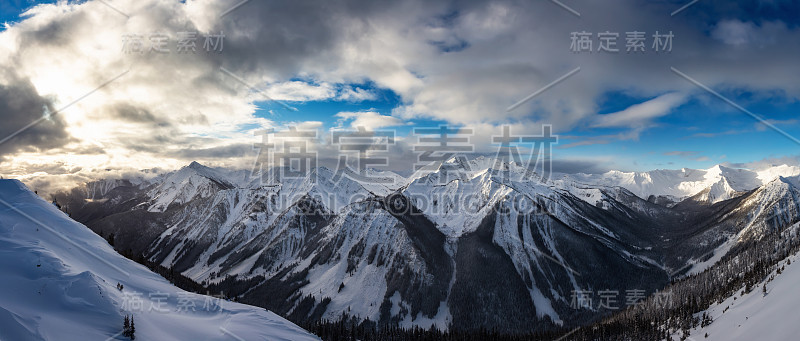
116, 159, 800, 207
0, 196, 131, 276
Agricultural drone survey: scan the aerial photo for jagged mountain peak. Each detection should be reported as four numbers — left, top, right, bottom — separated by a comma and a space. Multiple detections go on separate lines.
682, 177, 737, 205
146, 162, 236, 212
758, 174, 800, 193
178, 161, 233, 185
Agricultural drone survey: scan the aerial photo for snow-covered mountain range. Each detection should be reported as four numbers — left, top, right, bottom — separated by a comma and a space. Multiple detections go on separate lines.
43, 158, 800, 333
0, 179, 319, 341
568, 163, 800, 205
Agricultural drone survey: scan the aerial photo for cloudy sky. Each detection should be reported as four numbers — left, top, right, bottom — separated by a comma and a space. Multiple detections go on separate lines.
1, 0, 799, 193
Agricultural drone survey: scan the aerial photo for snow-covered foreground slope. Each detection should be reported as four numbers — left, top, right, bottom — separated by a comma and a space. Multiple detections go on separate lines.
0, 179, 319, 341
685, 252, 800, 341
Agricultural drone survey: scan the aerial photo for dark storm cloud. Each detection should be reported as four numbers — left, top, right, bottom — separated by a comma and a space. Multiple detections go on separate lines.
20, 9, 88, 47
201, 0, 484, 87
170, 143, 253, 159
550, 159, 612, 174
213, 1, 344, 76
111, 103, 170, 126
27, 162, 82, 175
0, 69, 71, 159
68, 144, 106, 155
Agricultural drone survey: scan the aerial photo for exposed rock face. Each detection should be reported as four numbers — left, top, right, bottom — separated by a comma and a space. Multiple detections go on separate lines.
52, 161, 800, 332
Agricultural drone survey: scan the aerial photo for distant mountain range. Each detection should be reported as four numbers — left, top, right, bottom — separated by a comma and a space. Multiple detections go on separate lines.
566, 163, 800, 205
47, 158, 800, 333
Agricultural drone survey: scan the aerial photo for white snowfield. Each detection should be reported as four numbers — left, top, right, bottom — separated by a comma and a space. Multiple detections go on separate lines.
569, 164, 800, 203
0, 179, 320, 341
685, 252, 800, 341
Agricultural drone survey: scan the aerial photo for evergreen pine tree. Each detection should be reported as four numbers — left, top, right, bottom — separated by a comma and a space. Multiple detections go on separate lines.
130, 316, 136, 340
122, 315, 130, 337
